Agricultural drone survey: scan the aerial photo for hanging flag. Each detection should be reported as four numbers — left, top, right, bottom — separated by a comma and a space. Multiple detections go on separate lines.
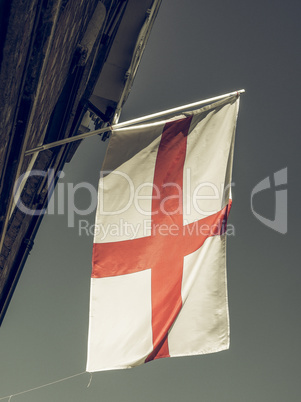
86, 94, 240, 372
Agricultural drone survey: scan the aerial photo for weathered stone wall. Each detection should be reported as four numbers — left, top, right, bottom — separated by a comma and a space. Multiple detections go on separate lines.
0, 0, 40, 174
0, 149, 54, 282
25, 0, 99, 151
0, 0, 101, 307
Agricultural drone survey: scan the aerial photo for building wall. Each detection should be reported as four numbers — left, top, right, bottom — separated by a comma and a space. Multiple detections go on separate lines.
0, 0, 40, 174
26, 0, 100, 151
0, 0, 161, 324
0, 0, 102, 317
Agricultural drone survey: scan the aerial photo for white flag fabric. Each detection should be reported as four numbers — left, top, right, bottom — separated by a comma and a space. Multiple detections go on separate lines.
86, 95, 240, 372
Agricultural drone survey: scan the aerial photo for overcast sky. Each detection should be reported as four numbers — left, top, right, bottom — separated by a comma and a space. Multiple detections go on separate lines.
0, 0, 300, 401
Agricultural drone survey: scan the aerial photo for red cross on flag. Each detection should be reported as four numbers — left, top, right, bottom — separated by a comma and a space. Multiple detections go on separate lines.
86, 95, 240, 372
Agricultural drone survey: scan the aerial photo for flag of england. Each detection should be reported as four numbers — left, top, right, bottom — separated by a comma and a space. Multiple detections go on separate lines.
86, 95, 240, 372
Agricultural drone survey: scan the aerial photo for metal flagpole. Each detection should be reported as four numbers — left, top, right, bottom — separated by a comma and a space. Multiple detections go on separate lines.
24, 89, 245, 156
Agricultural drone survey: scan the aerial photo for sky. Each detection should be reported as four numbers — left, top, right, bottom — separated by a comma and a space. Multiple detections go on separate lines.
0, 0, 300, 400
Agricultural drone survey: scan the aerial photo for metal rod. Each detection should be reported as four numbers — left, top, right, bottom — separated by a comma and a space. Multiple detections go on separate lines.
25, 89, 245, 156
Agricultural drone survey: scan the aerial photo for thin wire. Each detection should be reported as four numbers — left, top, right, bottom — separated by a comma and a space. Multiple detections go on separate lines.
0, 371, 88, 401
87, 372, 93, 388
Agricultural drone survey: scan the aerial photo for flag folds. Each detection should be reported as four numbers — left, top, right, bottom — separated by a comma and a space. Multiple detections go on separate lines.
86, 95, 240, 372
